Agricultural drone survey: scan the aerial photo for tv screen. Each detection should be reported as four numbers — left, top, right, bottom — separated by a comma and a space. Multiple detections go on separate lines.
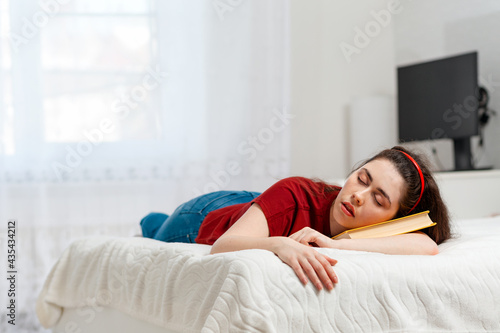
397, 52, 479, 142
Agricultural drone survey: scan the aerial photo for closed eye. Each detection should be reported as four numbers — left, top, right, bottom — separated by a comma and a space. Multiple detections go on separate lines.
359, 167, 392, 207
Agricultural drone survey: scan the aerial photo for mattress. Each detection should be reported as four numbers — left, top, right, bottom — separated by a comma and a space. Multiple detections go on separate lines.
37, 216, 500, 332
52, 307, 180, 333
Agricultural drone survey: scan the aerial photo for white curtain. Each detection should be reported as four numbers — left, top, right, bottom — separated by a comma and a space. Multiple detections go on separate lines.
0, 0, 290, 331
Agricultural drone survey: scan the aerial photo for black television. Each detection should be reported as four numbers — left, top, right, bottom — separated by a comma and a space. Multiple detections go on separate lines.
397, 52, 479, 171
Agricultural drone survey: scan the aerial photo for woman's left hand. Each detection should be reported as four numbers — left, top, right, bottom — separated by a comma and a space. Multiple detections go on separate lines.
289, 227, 334, 248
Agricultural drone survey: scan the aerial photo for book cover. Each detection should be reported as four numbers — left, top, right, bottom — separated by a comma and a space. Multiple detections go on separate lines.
331, 210, 436, 240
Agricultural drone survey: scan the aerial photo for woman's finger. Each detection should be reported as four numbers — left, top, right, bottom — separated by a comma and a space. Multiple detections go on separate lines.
289, 232, 302, 242
298, 237, 311, 245
291, 234, 313, 247
307, 250, 338, 290
299, 257, 324, 290
308, 233, 332, 247
289, 261, 309, 286
308, 254, 337, 290
318, 254, 339, 285
324, 255, 338, 266
291, 231, 312, 245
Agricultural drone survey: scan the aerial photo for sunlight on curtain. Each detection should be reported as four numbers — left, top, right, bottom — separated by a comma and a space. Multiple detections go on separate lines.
42, 13, 156, 143
4, 0, 164, 181
1, 0, 291, 201
0, 0, 290, 331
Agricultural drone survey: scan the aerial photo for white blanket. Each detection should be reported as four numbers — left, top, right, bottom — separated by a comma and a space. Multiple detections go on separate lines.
37, 216, 500, 332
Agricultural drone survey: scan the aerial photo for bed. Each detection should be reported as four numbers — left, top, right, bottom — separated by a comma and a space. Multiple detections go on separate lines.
36, 215, 500, 333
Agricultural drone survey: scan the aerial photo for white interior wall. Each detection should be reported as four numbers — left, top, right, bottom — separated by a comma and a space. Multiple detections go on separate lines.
289, 0, 500, 178
393, 0, 500, 170
289, 0, 398, 180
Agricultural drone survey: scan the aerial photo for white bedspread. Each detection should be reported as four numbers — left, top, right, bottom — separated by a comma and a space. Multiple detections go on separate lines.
37, 216, 500, 332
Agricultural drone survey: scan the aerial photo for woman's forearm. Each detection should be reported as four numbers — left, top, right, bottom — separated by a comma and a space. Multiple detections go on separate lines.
290, 227, 438, 256
210, 235, 285, 255
331, 232, 439, 255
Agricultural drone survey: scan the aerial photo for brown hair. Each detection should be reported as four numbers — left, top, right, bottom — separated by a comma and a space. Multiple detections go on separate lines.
359, 146, 451, 244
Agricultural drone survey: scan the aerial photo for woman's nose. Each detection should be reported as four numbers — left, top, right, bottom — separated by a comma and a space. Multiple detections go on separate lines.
352, 191, 365, 206
352, 191, 366, 206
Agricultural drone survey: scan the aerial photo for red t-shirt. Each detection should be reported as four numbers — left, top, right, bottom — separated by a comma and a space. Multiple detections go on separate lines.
195, 177, 341, 245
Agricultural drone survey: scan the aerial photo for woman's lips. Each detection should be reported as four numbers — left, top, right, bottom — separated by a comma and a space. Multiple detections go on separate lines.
341, 202, 355, 217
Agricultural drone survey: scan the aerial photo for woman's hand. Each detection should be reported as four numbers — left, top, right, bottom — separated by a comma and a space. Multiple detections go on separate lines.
211, 205, 338, 290
273, 237, 338, 291
289, 227, 335, 248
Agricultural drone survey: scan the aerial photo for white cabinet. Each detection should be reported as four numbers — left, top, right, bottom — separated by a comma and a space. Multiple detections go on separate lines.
434, 169, 500, 220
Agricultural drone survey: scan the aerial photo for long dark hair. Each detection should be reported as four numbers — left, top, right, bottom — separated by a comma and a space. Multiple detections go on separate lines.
361, 146, 451, 244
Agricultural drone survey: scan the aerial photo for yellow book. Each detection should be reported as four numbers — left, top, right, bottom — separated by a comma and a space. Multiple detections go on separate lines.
331, 210, 436, 240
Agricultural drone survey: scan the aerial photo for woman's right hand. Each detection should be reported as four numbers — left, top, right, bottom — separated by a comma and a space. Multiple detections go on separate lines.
273, 237, 338, 291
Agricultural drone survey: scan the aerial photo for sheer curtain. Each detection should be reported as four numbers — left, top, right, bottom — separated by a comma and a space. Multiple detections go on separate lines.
0, 0, 290, 331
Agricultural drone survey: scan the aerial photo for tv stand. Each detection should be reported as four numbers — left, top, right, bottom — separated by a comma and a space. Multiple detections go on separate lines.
453, 137, 474, 171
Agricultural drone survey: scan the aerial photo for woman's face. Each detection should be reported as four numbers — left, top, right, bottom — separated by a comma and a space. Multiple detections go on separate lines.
330, 158, 405, 235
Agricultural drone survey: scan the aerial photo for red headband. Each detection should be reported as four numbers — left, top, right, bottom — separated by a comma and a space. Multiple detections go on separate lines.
396, 150, 425, 214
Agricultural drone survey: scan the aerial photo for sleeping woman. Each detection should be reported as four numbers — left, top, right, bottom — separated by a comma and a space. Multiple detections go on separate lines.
140, 146, 451, 291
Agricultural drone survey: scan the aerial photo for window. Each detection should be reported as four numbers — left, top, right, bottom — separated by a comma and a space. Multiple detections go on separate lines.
1, 1, 290, 184
0, 0, 13, 155
41, 1, 159, 143
1, 0, 171, 181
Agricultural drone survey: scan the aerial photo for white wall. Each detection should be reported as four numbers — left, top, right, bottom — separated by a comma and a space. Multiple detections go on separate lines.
289, 0, 399, 180
394, 0, 500, 170
288, 0, 500, 179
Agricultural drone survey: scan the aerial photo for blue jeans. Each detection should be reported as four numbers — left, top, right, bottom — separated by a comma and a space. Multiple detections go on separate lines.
140, 191, 261, 243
